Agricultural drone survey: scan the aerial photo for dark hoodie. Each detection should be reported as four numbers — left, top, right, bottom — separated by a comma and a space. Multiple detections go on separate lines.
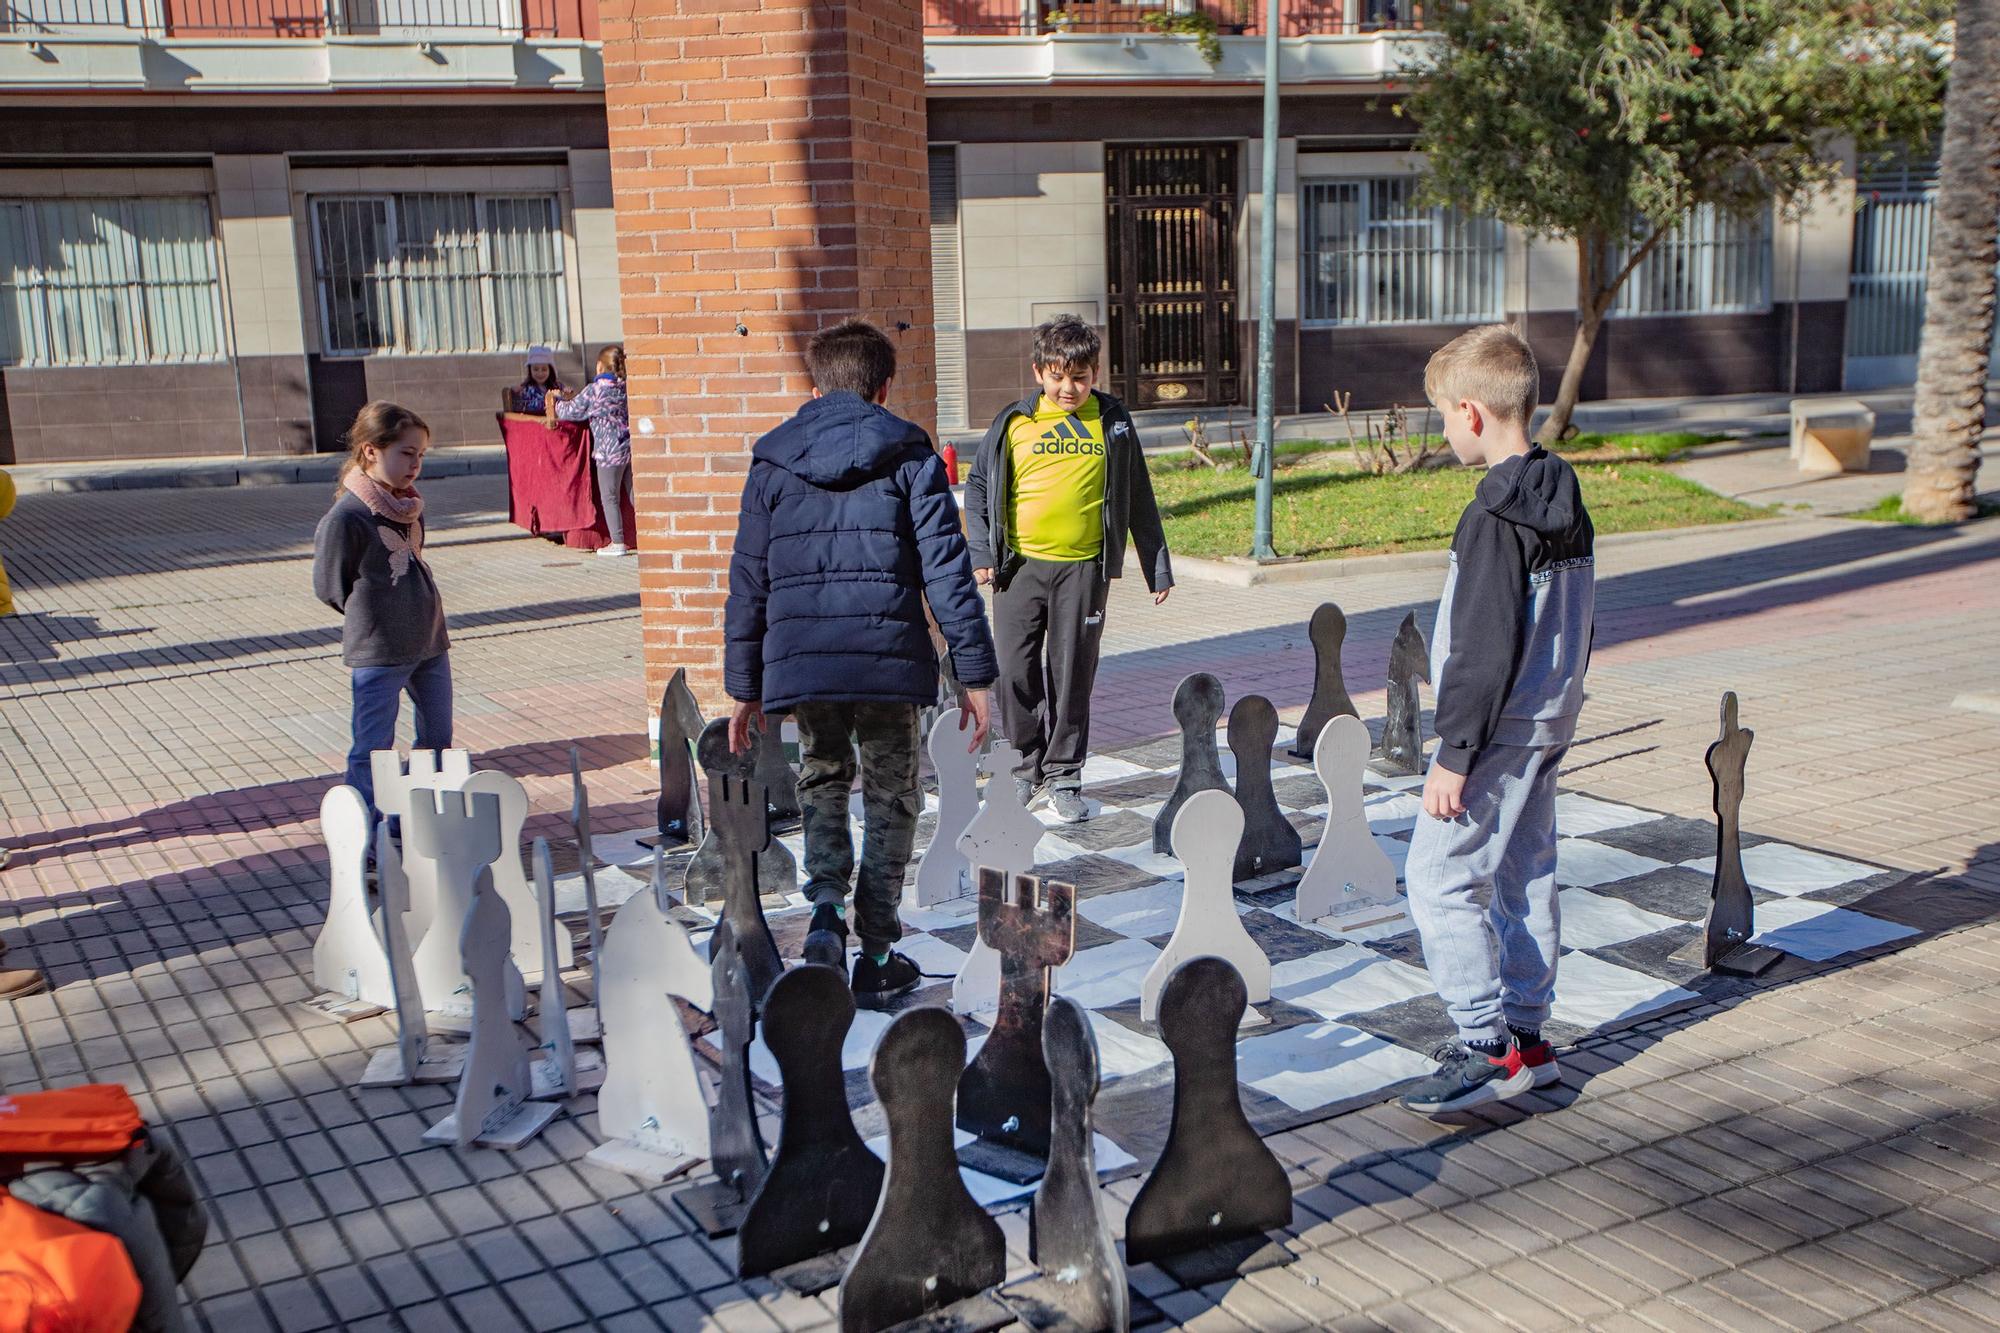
1430, 445, 1596, 776
725, 392, 999, 711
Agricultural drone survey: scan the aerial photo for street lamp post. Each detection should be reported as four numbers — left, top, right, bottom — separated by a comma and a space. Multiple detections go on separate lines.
1250, 0, 1280, 562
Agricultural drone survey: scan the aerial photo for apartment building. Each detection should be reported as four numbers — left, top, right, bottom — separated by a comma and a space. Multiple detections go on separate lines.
0, 0, 1962, 461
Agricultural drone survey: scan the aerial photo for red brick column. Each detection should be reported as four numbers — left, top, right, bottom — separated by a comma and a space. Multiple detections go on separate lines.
598, 0, 936, 721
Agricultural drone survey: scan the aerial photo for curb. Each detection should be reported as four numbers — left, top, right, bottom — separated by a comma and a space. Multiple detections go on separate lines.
16, 447, 510, 495
1151, 515, 1811, 587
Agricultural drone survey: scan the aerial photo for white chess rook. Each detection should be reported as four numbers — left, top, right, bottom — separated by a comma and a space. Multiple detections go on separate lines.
1295, 715, 1401, 925
1142, 789, 1272, 1024
463, 769, 577, 981
372, 747, 472, 943
406, 787, 505, 1019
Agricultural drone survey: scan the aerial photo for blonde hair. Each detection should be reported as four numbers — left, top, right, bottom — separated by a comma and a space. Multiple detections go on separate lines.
335, 401, 429, 495
1423, 324, 1540, 428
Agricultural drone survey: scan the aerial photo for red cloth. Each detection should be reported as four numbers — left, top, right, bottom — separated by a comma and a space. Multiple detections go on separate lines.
497, 413, 638, 551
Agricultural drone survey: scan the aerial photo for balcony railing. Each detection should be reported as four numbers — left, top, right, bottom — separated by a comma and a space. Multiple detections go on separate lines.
0, 0, 594, 37
923, 0, 1425, 37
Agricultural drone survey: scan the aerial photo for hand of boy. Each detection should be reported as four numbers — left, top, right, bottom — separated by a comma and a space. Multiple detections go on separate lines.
728, 700, 765, 756
1422, 765, 1468, 820
960, 688, 992, 752
973, 568, 993, 587
1154, 587, 1171, 605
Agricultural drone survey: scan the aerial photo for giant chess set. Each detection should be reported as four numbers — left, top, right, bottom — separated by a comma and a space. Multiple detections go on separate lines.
301, 602, 1923, 1331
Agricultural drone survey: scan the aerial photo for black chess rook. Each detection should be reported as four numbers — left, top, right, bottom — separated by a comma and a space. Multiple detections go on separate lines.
957, 868, 1078, 1159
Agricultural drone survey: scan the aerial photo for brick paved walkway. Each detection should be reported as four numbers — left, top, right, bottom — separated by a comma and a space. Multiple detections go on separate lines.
3, 473, 1999, 1331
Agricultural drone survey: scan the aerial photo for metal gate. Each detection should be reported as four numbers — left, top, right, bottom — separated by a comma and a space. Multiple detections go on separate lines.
1105, 143, 1240, 409
1845, 154, 2000, 390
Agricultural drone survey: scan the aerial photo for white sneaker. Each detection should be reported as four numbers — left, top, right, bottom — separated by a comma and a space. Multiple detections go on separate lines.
597, 543, 629, 558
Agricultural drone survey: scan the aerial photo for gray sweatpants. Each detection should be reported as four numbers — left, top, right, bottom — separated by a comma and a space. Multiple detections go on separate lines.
1404, 742, 1567, 1046
596, 461, 631, 547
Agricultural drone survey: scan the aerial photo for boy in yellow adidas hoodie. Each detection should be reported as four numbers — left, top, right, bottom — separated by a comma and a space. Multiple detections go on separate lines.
963, 314, 1173, 824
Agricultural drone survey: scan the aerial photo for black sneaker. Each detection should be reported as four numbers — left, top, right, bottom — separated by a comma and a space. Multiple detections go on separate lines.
851, 951, 922, 1009
1399, 1041, 1533, 1116
802, 903, 848, 968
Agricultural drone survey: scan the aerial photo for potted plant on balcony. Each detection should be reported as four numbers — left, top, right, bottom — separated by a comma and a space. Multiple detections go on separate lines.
1142, 2, 1248, 65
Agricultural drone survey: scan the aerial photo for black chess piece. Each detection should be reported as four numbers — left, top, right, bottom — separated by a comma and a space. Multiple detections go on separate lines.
1229, 695, 1303, 881
675, 919, 769, 1238
1000, 995, 1127, 1333
753, 713, 803, 827
737, 965, 886, 1277
957, 869, 1077, 1162
1290, 603, 1359, 759
709, 768, 785, 1006
1154, 673, 1230, 855
1697, 692, 1781, 976
1379, 612, 1430, 776
840, 1007, 1006, 1333
657, 668, 705, 846
687, 718, 798, 908
1124, 956, 1290, 1266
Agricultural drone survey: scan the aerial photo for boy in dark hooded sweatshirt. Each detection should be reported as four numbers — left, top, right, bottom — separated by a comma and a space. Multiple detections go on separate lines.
1398, 325, 1596, 1118
725, 320, 998, 1007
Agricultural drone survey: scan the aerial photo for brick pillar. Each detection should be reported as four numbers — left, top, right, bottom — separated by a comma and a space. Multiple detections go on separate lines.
599, 0, 936, 720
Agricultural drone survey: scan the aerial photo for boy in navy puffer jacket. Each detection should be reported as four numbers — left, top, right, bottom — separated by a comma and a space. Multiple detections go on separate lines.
725, 320, 998, 1007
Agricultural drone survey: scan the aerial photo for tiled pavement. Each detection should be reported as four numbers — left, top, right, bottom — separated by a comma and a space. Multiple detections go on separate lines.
3, 472, 2000, 1331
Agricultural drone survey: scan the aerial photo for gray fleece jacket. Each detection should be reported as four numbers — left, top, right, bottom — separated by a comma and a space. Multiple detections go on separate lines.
1430, 446, 1596, 775
312, 492, 449, 668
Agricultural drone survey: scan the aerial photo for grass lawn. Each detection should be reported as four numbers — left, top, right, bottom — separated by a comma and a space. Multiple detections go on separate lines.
1848, 494, 2000, 524
1149, 431, 1766, 562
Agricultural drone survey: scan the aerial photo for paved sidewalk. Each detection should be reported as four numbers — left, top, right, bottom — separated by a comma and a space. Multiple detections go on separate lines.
3, 472, 1999, 1330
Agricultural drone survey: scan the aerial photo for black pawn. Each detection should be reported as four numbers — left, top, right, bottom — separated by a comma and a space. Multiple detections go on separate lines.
737, 965, 885, 1277
840, 1008, 1005, 1333
1229, 695, 1303, 881
1155, 673, 1229, 856
1124, 957, 1290, 1265
1022, 996, 1127, 1332
1379, 612, 1430, 776
1290, 603, 1359, 759
657, 668, 704, 845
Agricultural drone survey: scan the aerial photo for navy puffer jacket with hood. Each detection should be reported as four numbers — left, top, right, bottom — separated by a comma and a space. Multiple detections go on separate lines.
725, 392, 998, 711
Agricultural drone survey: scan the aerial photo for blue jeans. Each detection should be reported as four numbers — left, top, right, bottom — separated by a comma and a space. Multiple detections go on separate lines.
344, 652, 454, 817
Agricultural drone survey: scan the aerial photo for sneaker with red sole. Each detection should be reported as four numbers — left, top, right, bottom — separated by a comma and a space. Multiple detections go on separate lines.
1399, 1040, 1534, 1116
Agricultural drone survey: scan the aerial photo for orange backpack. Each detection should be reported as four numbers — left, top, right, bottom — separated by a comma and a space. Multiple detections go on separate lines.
0, 1194, 144, 1332
0, 1086, 143, 1161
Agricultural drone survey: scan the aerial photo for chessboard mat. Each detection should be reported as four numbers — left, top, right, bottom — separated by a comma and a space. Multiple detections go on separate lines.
554, 732, 1921, 1165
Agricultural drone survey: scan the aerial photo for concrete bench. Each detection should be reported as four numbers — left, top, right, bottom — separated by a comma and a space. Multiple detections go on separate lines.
1790, 397, 1875, 476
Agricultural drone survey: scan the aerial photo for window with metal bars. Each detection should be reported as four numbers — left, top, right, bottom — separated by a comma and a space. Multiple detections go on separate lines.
0, 197, 224, 367
1300, 177, 1504, 327
1612, 205, 1771, 318
310, 192, 566, 357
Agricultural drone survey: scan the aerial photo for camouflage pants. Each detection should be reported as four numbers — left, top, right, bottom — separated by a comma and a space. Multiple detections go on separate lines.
792, 701, 922, 954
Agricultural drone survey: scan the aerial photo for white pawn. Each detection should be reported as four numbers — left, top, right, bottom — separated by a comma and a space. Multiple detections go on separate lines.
1141, 790, 1271, 1024
1295, 715, 1401, 927
909, 707, 983, 909
951, 741, 1043, 1015
360, 821, 466, 1087
527, 838, 605, 1100
308, 785, 393, 1016
587, 871, 716, 1182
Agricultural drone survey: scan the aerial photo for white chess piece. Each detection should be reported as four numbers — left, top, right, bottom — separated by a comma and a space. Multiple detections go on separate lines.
372, 747, 472, 942
588, 871, 715, 1180
406, 788, 504, 1020
1141, 789, 1271, 1023
360, 821, 465, 1087
310, 785, 393, 1011
910, 707, 982, 909
952, 741, 1042, 1015
1295, 716, 1401, 926
463, 769, 577, 981
421, 869, 557, 1148
527, 838, 604, 1100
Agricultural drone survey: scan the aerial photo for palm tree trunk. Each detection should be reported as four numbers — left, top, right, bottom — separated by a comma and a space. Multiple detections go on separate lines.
1905, 0, 2000, 523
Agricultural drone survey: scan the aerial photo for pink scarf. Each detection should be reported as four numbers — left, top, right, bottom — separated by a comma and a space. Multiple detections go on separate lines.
344, 469, 425, 557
